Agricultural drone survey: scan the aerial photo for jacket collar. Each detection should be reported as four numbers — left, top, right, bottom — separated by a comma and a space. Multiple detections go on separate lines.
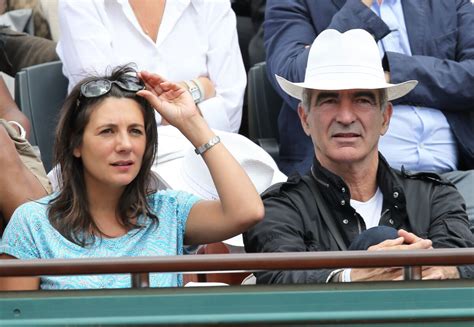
310, 153, 408, 228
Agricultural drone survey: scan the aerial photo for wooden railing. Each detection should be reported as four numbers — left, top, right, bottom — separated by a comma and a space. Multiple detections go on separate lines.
1, 248, 473, 287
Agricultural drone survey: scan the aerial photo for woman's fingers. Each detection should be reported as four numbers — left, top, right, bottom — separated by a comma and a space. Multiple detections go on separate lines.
137, 90, 162, 111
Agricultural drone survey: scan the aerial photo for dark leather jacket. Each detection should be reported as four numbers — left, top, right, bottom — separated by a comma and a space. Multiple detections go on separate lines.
244, 155, 474, 283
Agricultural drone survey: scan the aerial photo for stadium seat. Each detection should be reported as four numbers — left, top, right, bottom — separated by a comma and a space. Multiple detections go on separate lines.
14, 61, 68, 172
247, 62, 282, 162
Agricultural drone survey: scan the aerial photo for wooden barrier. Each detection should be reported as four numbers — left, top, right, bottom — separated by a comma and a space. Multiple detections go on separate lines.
0, 249, 473, 326
1, 248, 473, 278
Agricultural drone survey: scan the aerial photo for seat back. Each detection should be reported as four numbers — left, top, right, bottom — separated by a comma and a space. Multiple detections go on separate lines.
14, 61, 68, 172
247, 62, 282, 141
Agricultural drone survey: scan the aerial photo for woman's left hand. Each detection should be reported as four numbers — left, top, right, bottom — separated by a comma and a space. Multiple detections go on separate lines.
137, 71, 201, 129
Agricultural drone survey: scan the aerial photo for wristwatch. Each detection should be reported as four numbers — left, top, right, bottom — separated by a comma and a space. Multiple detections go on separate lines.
195, 135, 220, 155
184, 80, 203, 104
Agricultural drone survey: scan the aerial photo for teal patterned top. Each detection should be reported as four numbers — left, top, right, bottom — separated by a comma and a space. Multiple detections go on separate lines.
0, 190, 200, 289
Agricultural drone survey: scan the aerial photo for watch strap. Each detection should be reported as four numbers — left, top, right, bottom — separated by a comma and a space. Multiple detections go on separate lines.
195, 135, 220, 155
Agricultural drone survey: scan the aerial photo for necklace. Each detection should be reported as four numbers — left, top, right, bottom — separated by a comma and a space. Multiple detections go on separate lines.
130, 4, 149, 35
129, 0, 165, 40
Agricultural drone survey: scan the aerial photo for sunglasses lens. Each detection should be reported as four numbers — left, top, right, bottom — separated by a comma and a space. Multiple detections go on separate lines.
117, 77, 145, 92
81, 80, 112, 98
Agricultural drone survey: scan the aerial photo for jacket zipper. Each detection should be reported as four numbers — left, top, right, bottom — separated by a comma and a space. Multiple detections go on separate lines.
380, 208, 390, 224
356, 214, 362, 234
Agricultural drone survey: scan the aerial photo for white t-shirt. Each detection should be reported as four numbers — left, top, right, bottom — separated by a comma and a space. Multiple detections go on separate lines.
57, 0, 246, 133
350, 187, 384, 229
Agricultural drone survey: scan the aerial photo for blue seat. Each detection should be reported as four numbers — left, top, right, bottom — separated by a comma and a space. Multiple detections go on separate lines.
14, 61, 68, 172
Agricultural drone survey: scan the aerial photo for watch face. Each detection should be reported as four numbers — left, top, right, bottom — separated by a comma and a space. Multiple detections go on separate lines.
189, 86, 201, 103
185, 80, 202, 103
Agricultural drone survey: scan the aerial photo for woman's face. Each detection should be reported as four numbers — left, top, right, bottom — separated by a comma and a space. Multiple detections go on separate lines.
73, 97, 146, 192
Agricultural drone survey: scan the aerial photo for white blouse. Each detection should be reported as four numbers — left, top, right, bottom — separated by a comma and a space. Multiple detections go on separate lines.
57, 0, 246, 132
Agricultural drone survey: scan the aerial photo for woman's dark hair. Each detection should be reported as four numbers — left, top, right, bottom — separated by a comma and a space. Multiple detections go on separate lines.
48, 65, 158, 246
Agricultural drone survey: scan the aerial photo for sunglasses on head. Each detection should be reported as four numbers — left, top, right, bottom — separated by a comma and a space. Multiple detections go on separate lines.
80, 75, 145, 98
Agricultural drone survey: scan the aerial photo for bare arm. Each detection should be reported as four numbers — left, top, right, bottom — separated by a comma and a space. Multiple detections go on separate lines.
138, 71, 264, 245
0, 254, 40, 291
0, 77, 31, 137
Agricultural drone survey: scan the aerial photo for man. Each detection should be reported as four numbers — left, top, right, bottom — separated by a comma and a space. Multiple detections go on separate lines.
0, 76, 50, 234
244, 29, 473, 283
264, 0, 474, 228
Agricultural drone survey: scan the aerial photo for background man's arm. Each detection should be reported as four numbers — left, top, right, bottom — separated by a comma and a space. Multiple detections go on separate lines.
0, 77, 30, 137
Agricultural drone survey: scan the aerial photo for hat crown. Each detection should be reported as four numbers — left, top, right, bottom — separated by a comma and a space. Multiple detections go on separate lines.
305, 29, 385, 84
274, 29, 417, 101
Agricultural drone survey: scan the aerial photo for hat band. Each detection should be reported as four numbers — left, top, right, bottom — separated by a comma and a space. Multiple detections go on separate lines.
306, 64, 383, 81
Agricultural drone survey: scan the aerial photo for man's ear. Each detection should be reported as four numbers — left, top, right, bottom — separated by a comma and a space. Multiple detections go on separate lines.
380, 102, 393, 135
298, 103, 311, 136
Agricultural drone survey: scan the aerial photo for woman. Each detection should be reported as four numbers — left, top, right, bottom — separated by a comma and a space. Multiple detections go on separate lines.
57, 0, 246, 133
0, 66, 263, 290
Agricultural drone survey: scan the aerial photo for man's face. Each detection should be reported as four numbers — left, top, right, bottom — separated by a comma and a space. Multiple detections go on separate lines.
298, 89, 392, 168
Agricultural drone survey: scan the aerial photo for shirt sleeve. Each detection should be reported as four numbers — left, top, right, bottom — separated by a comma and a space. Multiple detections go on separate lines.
197, 1, 246, 133
57, 0, 120, 91
386, 0, 474, 111
173, 191, 201, 237
0, 202, 43, 259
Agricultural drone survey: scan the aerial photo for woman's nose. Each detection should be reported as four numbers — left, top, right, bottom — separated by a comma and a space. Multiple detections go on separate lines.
116, 132, 132, 152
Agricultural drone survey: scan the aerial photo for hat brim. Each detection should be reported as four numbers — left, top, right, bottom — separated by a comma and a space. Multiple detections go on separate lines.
152, 136, 287, 249
153, 149, 287, 198
275, 75, 418, 101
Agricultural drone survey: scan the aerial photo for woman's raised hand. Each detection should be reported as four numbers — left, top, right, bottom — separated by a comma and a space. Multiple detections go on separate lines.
137, 71, 201, 129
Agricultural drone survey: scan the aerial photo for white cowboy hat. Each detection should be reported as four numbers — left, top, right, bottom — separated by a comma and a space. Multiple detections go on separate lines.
152, 129, 287, 248
276, 29, 418, 101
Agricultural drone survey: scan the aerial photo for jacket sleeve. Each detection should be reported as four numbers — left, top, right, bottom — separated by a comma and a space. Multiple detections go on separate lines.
264, 0, 390, 112
387, 0, 474, 111
264, 0, 313, 111
427, 181, 474, 279
244, 189, 333, 284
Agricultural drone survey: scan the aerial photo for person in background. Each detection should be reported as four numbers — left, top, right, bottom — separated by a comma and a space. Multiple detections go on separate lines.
0, 76, 50, 235
0, 25, 57, 77
263, 0, 474, 230
57, 0, 246, 134
0, 65, 263, 290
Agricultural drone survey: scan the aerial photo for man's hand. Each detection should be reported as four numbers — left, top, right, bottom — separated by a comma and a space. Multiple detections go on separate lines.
350, 235, 432, 282
397, 229, 433, 248
368, 235, 432, 251
422, 266, 460, 280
